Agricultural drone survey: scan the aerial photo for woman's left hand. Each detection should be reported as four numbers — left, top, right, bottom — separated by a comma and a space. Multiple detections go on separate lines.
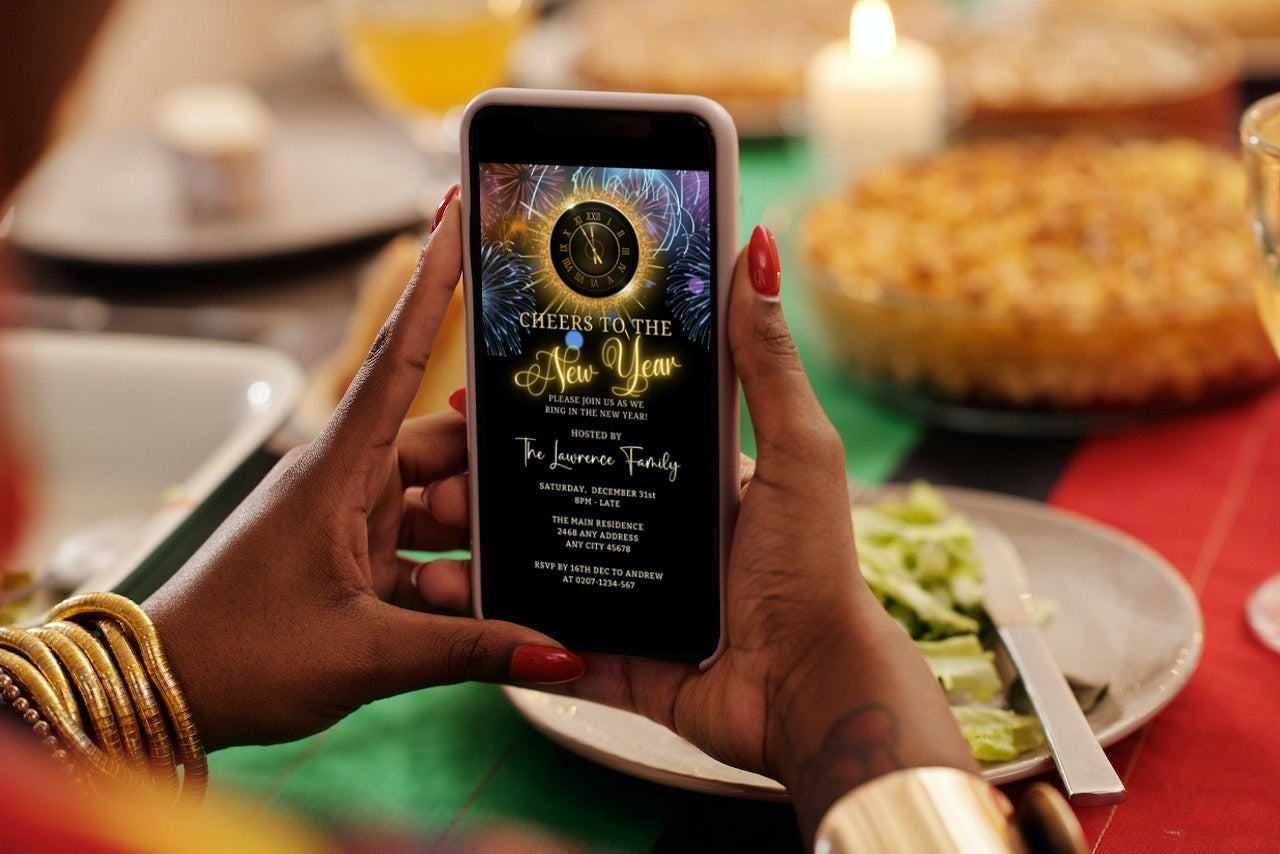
143, 192, 584, 751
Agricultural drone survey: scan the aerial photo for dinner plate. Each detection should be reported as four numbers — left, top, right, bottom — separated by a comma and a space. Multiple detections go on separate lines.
503, 485, 1204, 798
1, 329, 304, 619
7, 107, 439, 265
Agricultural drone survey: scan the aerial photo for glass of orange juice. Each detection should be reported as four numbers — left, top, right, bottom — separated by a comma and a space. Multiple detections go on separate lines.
331, 0, 533, 154
1242, 91, 1280, 653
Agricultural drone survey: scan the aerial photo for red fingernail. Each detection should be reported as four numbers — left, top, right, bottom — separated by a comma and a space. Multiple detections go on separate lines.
509, 644, 585, 684
448, 387, 466, 413
431, 184, 461, 233
748, 224, 781, 297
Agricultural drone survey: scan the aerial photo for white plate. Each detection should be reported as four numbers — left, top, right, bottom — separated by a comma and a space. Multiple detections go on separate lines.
8, 108, 438, 265
504, 486, 1204, 797
2, 329, 304, 610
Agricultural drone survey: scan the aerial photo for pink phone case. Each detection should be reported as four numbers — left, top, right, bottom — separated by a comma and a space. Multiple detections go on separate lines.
460, 88, 739, 669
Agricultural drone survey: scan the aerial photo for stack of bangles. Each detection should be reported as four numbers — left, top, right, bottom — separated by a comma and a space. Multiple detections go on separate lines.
0, 592, 206, 801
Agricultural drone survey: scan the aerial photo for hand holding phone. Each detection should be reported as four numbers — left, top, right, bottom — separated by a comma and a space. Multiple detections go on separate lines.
460, 89, 739, 665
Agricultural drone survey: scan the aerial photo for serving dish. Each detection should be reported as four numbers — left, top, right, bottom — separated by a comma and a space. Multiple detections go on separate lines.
795, 133, 1279, 427
1, 329, 303, 618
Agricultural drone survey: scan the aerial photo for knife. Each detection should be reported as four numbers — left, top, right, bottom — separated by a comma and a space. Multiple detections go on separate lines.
974, 522, 1126, 806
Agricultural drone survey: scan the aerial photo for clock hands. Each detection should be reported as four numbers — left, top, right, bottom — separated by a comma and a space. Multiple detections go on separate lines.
581, 223, 605, 266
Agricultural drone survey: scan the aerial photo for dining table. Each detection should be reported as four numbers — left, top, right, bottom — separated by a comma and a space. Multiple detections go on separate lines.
9, 45, 1280, 852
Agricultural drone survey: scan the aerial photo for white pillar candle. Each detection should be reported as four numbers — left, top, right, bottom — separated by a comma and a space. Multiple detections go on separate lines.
805, 0, 946, 185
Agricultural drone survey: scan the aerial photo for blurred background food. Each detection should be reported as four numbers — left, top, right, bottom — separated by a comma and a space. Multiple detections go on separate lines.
6, 0, 1280, 434
563, 0, 862, 133
298, 232, 468, 435
800, 134, 1279, 412
933, 2, 1240, 143
1087, 0, 1280, 71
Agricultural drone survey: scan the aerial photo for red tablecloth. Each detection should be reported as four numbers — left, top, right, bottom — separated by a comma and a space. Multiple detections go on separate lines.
1049, 388, 1280, 851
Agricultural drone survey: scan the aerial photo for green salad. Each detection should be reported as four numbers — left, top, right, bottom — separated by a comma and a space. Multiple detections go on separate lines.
852, 481, 1046, 763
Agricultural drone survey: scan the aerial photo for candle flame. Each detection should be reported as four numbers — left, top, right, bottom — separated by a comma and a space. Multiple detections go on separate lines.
849, 0, 896, 61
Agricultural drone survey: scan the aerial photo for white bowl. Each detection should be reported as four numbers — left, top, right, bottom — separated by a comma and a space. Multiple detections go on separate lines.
2, 329, 303, 614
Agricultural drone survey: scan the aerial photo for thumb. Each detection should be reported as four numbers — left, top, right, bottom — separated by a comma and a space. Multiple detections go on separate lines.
363, 602, 586, 693
728, 225, 844, 475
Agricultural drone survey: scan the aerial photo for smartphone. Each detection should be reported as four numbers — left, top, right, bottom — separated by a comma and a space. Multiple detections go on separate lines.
460, 88, 739, 666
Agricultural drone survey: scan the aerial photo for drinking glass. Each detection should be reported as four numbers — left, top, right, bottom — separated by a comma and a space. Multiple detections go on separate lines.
330, 0, 533, 156
1241, 91, 1280, 653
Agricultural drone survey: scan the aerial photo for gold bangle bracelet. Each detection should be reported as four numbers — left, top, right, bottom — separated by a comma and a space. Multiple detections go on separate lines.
0, 661, 89, 791
0, 649, 115, 780
29, 625, 125, 762
814, 767, 1023, 853
95, 618, 179, 794
813, 768, 1087, 854
51, 593, 207, 798
46, 620, 149, 769
0, 625, 82, 729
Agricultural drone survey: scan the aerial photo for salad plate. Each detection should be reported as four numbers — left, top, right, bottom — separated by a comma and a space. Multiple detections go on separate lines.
502, 485, 1203, 797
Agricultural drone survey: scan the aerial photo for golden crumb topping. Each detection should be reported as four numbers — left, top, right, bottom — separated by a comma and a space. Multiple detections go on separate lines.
804, 135, 1255, 320
800, 135, 1277, 409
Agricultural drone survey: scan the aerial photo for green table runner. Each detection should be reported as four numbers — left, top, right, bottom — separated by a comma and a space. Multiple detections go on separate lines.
212, 684, 687, 849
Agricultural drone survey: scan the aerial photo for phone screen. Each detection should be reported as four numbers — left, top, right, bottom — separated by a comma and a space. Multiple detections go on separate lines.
466, 104, 726, 661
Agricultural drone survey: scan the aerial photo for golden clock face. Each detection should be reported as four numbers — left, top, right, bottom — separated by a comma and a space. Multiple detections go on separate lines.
550, 201, 640, 297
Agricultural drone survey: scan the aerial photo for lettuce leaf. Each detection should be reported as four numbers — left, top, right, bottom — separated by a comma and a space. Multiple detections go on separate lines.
916, 634, 1002, 703
854, 481, 985, 640
951, 706, 1046, 762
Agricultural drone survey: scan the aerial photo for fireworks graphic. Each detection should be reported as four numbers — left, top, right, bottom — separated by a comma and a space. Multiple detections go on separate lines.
478, 163, 711, 342
480, 164, 568, 238
480, 238, 535, 357
663, 172, 712, 348
665, 241, 712, 348
572, 168, 683, 248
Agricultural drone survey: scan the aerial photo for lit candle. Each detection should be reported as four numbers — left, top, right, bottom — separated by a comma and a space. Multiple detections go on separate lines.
805, 0, 946, 184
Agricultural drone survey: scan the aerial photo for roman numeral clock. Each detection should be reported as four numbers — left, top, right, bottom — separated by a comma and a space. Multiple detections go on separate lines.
551, 200, 640, 297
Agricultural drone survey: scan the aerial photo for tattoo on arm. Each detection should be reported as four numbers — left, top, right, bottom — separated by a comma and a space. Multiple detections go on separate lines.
793, 704, 904, 838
